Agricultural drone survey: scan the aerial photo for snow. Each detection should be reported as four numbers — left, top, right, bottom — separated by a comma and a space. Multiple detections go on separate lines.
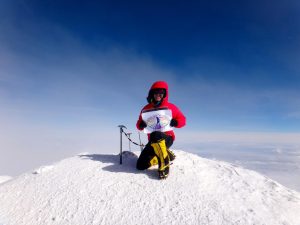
0, 176, 12, 184
0, 150, 300, 225
32, 165, 55, 175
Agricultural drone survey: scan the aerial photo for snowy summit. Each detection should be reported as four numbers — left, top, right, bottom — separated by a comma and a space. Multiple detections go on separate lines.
0, 150, 300, 225
0, 176, 12, 185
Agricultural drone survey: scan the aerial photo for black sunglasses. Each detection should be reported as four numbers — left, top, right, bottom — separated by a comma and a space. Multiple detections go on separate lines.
153, 89, 165, 95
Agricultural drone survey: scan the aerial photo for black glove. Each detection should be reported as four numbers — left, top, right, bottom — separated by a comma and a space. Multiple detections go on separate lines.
170, 119, 178, 127
139, 120, 147, 129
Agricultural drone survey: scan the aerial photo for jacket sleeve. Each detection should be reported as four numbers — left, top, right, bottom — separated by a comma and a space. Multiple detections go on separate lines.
136, 111, 144, 130
170, 104, 186, 128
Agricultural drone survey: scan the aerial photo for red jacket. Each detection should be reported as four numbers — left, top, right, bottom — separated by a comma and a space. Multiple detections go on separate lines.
136, 81, 186, 141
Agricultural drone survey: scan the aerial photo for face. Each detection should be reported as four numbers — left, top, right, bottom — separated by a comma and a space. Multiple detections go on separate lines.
154, 93, 164, 102
152, 88, 165, 102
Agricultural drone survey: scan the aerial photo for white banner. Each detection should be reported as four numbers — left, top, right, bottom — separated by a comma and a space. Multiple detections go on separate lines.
141, 109, 173, 134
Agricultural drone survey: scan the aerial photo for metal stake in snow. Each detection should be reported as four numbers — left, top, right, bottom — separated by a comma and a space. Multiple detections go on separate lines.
118, 125, 126, 164
127, 132, 132, 151
138, 132, 143, 151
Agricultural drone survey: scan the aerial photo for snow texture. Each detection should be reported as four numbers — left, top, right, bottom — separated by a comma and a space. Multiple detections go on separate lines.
0, 176, 12, 185
0, 150, 300, 225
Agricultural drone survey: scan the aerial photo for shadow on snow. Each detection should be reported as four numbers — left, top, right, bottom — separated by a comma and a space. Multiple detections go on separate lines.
78, 151, 158, 180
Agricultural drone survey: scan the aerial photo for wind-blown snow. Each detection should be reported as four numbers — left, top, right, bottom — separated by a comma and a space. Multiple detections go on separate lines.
0, 150, 299, 225
0, 176, 12, 184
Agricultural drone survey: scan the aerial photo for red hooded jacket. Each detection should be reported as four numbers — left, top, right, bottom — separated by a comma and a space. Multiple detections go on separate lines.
136, 81, 186, 141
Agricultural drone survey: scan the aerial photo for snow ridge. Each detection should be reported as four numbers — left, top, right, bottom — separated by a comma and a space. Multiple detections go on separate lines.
0, 176, 12, 185
0, 150, 299, 225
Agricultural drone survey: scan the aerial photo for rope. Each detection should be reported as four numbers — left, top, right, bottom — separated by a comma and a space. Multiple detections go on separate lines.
121, 128, 145, 147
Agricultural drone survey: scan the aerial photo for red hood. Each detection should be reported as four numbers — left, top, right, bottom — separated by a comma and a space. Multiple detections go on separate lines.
148, 81, 169, 103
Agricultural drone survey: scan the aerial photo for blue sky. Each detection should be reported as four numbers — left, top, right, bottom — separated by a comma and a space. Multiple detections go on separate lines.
1, 0, 300, 132
1, 0, 300, 190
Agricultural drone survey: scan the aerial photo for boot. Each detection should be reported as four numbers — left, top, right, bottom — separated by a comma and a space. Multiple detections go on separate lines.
151, 139, 170, 179
149, 156, 158, 166
167, 149, 176, 161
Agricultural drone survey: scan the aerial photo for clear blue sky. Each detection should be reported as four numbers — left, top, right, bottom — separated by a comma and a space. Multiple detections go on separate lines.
1, 0, 300, 175
1, 0, 300, 132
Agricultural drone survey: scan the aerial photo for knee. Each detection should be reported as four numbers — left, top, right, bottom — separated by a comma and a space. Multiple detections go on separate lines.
136, 159, 150, 170
136, 162, 149, 170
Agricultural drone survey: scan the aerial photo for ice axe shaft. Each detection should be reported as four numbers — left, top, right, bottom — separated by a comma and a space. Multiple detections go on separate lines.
118, 125, 127, 164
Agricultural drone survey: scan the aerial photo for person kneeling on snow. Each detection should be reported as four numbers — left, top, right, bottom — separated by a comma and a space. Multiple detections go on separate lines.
136, 81, 186, 179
